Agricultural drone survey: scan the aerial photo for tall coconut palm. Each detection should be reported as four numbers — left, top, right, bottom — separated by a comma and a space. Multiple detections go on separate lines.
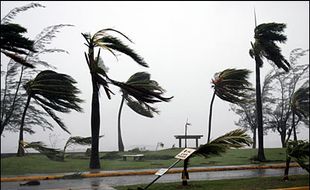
249, 22, 290, 161
207, 68, 252, 143
117, 72, 172, 152
289, 82, 309, 141
182, 128, 252, 186
82, 28, 148, 169
17, 70, 83, 156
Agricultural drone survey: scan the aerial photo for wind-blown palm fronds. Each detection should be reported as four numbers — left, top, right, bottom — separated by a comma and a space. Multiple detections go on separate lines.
182, 129, 252, 186
116, 72, 173, 151
195, 128, 252, 158
63, 135, 104, 153
249, 21, 289, 162
17, 70, 83, 156
0, 23, 36, 68
284, 140, 309, 180
249, 23, 290, 71
1, 3, 45, 24
82, 28, 150, 169
291, 82, 309, 119
207, 68, 252, 143
23, 141, 64, 161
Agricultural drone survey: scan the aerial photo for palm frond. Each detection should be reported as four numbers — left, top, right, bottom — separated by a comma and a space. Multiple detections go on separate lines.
95, 35, 148, 67
1, 3, 45, 24
124, 96, 158, 117
194, 129, 252, 158
63, 135, 104, 152
253, 22, 290, 72
23, 141, 64, 161
291, 82, 310, 119
287, 140, 309, 172
212, 68, 253, 104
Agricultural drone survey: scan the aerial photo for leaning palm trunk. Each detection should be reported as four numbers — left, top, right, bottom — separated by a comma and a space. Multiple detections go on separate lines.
255, 58, 266, 161
207, 91, 216, 143
17, 95, 31, 156
117, 96, 125, 152
90, 75, 101, 169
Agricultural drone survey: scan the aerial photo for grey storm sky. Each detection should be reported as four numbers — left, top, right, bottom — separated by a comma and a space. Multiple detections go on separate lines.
1, 1, 309, 152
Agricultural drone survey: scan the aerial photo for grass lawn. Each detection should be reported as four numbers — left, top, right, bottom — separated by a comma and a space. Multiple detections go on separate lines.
114, 175, 310, 190
1, 148, 288, 175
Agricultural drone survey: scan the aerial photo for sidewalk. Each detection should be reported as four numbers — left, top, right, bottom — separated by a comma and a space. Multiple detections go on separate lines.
1, 163, 300, 182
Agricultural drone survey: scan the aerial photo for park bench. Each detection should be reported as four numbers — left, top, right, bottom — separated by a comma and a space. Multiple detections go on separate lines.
122, 154, 144, 161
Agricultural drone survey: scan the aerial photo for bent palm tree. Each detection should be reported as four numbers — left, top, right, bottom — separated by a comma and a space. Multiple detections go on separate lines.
82, 28, 148, 169
249, 22, 290, 161
17, 70, 83, 156
182, 128, 252, 186
117, 72, 172, 151
207, 68, 252, 143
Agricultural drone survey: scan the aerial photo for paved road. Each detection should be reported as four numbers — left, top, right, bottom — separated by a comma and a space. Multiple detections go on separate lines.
1, 167, 307, 190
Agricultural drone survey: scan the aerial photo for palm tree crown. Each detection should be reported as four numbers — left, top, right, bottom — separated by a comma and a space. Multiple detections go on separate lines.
23, 70, 83, 133
212, 68, 253, 103
249, 23, 290, 72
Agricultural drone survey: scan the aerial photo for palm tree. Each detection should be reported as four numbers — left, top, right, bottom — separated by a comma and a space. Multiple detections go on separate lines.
249, 22, 290, 161
207, 68, 252, 143
117, 72, 172, 152
289, 82, 309, 141
182, 128, 252, 186
17, 70, 83, 156
82, 28, 149, 169
0, 23, 37, 68
283, 140, 309, 180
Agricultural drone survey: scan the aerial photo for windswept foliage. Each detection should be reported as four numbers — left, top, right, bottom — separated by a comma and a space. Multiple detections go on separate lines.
182, 129, 252, 186
23, 141, 64, 161
82, 28, 149, 169
116, 72, 173, 151
249, 21, 289, 161
207, 68, 252, 142
17, 70, 83, 156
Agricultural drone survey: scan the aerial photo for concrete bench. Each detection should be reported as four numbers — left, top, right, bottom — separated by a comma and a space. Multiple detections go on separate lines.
122, 154, 144, 161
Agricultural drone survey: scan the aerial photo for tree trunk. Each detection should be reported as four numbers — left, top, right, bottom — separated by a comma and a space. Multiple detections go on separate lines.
283, 156, 291, 181
280, 131, 286, 148
17, 95, 31, 157
89, 74, 101, 169
117, 96, 125, 152
292, 113, 297, 141
255, 58, 266, 161
252, 128, 257, 149
207, 91, 216, 143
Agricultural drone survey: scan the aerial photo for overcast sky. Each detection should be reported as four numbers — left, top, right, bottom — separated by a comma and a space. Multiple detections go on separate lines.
1, 1, 309, 153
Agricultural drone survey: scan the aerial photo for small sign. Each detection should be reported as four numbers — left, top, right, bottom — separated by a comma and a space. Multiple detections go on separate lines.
175, 148, 196, 160
155, 168, 168, 176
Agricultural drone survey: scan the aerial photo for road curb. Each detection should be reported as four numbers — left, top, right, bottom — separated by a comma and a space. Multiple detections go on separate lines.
1, 163, 300, 182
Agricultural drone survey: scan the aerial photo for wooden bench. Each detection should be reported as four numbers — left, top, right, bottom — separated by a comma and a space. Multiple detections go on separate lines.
122, 154, 144, 161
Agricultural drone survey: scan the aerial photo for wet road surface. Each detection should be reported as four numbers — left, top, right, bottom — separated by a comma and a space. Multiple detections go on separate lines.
1, 167, 307, 190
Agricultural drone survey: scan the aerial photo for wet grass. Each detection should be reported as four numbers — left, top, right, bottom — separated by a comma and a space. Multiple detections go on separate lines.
1, 148, 287, 175
114, 175, 309, 190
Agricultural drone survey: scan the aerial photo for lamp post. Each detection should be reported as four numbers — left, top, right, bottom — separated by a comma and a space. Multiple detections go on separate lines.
184, 118, 191, 148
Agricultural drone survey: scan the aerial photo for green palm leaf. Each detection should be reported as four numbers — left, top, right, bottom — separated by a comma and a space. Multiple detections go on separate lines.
212, 68, 253, 104
252, 22, 290, 72
291, 82, 309, 119
195, 129, 252, 158
23, 141, 64, 161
